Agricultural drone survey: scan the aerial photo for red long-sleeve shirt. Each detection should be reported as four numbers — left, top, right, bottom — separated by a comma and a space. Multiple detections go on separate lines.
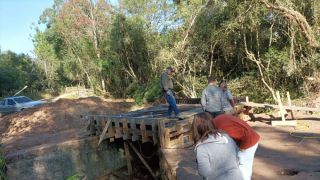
213, 114, 260, 150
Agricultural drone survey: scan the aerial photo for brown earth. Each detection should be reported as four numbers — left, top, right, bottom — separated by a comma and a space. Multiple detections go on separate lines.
0, 97, 140, 155
251, 115, 320, 180
163, 115, 320, 180
1, 95, 320, 179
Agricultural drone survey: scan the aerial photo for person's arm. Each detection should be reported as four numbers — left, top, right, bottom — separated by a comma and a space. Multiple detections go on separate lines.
196, 146, 213, 178
201, 89, 207, 111
161, 73, 171, 94
226, 90, 235, 108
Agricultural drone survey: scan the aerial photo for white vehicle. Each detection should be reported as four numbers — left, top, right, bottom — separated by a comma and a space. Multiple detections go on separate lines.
0, 96, 46, 116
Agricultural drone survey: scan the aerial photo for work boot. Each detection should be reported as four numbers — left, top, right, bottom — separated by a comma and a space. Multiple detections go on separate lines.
176, 113, 184, 120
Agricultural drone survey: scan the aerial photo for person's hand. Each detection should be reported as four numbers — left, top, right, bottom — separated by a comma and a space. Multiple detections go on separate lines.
166, 90, 172, 96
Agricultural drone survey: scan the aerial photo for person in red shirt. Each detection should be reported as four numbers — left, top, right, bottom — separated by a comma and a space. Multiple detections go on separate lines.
212, 114, 260, 180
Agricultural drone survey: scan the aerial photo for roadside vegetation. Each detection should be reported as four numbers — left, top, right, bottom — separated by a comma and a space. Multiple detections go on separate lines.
0, 148, 7, 180
1, 0, 320, 105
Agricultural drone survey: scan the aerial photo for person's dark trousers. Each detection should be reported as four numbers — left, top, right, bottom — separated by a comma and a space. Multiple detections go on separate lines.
206, 111, 223, 118
165, 93, 180, 116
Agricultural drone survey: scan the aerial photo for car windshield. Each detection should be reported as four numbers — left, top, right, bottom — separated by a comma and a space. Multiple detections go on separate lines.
13, 97, 33, 103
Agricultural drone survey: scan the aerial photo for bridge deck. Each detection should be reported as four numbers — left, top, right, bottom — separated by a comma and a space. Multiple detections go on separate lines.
81, 104, 201, 146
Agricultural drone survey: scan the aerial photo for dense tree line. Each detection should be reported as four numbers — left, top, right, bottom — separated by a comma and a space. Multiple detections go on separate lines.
4, 0, 320, 104
0, 51, 45, 97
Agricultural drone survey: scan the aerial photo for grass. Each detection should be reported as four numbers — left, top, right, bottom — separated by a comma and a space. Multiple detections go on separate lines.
0, 148, 7, 180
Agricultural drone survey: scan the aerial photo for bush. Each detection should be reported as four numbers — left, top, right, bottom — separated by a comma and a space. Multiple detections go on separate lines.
228, 74, 273, 103
0, 148, 7, 180
126, 79, 162, 105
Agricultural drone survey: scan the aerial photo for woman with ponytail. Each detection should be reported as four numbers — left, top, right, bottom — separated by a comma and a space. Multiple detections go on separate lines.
192, 112, 243, 180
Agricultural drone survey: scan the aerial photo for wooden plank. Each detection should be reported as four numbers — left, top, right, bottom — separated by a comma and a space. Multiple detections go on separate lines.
115, 120, 123, 139
151, 121, 158, 145
271, 120, 296, 126
124, 141, 133, 180
276, 91, 286, 122
240, 102, 320, 112
140, 119, 149, 143
287, 91, 295, 119
176, 124, 184, 147
127, 141, 157, 179
131, 120, 139, 141
98, 118, 111, 146
122, 119, 130, 140
106, 121, 115, 140
179, 108, 203, 119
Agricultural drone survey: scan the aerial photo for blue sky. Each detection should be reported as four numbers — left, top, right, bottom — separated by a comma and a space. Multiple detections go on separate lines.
0, 0, 54, 56
0, 0, 118, 56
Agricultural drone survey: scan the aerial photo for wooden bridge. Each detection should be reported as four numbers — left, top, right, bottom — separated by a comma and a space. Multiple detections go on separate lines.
82, 104, 201, 148
80, 96, 319, 179
81, 103, 202, 179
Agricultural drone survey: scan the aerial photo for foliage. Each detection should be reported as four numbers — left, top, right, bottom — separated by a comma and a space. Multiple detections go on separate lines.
66, 173, 83, 180
26, 0, 320, 103
0, 51, 46, 97
0, 148, 7, 180
126, 79, 162, 105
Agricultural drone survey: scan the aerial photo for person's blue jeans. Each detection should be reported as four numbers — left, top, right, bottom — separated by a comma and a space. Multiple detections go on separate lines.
164, 93, 179, 116
238, 142, 259, 180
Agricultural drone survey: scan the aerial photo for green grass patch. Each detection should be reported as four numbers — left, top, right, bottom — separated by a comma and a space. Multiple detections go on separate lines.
0, 148, 7, 180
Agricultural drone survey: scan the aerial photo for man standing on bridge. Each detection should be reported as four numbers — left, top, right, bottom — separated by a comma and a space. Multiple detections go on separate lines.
201, 77, 224, 118
161, 66, 182, 119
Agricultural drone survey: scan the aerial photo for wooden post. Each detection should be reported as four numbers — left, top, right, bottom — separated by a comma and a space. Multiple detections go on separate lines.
277, 91, 286, 122
127, 141, 157, 179
246, 96, 249, 102
272, 91, 296, 126
286, 91, 295, 119
98, 119, 111, 146
123, 119, 130, 140
124, 142, 133, 180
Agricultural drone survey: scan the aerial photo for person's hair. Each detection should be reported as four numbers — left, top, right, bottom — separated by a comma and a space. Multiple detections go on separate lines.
219, 79, 227, 87
166, 66, 175, 72
207, 77, 216, 84
192, 112, 220, 144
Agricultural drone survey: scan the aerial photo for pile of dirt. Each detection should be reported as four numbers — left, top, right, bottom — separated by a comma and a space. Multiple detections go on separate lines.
0, 97, 137, 154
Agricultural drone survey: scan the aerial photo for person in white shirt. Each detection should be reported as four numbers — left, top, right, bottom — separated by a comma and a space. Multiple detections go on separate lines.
219, 79, 235, 115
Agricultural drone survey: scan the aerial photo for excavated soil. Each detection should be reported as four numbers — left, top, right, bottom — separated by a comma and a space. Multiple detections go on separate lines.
0, 97, 138, 155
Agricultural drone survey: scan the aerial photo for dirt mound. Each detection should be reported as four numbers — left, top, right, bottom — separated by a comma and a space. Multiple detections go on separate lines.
0, 97, 137, 154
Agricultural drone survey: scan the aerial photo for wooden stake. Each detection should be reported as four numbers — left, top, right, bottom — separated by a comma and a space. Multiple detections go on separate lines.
127, 141, 157, 179
272, 91, 296, 126
124, 142, 133, 180
276, 91, 286, 122
286, 91, 295, 119
98, 119, 111, 146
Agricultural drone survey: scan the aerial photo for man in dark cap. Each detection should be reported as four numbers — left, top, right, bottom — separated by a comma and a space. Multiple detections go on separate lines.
160, 66, 182, 119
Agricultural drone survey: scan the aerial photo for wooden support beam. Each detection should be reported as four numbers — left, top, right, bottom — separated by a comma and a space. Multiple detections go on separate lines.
94, 116, 102, 135
127, 141, 157, 179
140, 119, 148, 143
287, 91, 295, 119
272, 91, 296, 126
131, 120, 139, 141
115, 120, 123, 139
152, 121, 158, 145
122, 119, 130, 140
98, 119, 111, 146
124, 141, 133, 180
277, 91, 286, 122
